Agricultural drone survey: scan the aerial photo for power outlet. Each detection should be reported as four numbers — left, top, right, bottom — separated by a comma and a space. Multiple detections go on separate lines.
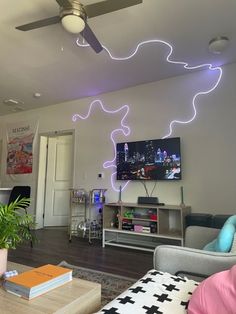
98, 173, 104, 179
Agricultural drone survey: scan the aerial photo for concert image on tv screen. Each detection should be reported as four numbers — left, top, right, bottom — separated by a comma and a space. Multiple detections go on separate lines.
116, 137, 181, 181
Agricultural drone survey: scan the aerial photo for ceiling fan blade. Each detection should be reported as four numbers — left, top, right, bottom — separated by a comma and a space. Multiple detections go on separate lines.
81, 22, 103, 53
84, 0, 143, 18
55, 0, 72, 8
16, 16, 61, 31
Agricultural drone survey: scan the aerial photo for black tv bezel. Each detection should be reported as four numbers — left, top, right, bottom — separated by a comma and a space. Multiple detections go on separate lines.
116, 137, 182, 181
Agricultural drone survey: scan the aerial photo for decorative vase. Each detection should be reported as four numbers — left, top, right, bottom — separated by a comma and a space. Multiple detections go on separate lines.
0, 249, 8, 276
117, 185, 122, 204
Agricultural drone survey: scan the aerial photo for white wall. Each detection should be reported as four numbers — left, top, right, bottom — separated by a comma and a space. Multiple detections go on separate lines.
1, 62, 236, 216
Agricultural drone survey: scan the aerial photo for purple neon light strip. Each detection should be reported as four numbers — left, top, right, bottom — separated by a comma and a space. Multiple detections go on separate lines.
162, 66, 222, 138
76, 38, 222, 137
72, 99, 131, 191
75, 38, 223, 191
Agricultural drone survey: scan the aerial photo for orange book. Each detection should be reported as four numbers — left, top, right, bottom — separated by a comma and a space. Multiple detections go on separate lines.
5, 264, 72, 299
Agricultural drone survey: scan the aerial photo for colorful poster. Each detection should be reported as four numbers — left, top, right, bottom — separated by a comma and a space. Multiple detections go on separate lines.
6, 121, 37, 174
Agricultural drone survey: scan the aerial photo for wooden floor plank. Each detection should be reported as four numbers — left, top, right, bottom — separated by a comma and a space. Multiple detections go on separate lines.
9, 228, 153, 279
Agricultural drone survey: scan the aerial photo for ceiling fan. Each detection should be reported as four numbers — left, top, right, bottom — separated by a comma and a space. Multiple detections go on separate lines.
15, 0, 143, 53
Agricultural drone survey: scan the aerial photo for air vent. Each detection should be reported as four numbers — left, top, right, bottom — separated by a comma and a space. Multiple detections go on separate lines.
3, 98, 24, 106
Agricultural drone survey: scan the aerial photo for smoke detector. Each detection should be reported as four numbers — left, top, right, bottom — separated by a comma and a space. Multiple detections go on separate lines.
33, 92, 41, 98
209, 36, 229, 54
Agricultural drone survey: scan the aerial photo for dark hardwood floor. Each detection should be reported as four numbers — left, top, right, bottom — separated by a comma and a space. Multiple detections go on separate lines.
8, 228, 153, 279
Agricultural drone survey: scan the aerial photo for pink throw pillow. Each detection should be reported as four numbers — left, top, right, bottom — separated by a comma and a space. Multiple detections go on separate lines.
188, 265, 236, 314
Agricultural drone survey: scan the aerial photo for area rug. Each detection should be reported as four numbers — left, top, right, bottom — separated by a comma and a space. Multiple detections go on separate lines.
59, 261, 136, 307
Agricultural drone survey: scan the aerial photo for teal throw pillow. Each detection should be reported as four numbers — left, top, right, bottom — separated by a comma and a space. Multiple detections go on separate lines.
203, 238, 217, 252
203, 215, 236, 252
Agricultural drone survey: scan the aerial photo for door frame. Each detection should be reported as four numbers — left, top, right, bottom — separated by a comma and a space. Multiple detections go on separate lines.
35, 130, 75, 229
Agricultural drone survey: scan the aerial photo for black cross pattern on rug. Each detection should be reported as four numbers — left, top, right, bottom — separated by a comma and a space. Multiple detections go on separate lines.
129, 286, 146, 294
143, 305, 163, 314
181, 300, 189, 309
170, 276, 186, 282
140, 277, 155, 284
117, 296, 135, 305
162, 284, 180, 292
149, 271, 164, 276
153, 293, 172, 303
101, 307, 120, 314
188, 291, 193, 295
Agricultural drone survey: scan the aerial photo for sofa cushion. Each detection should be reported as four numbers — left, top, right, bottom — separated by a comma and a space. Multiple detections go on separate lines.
97, 269, 198, 314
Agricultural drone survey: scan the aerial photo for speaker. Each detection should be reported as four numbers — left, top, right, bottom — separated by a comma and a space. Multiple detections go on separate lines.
118, 185, 122, 203
137, 196, 159, 205
180, 186, 185, 206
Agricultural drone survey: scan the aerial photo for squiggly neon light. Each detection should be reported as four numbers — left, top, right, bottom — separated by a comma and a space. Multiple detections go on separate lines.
75, 38, 222, 192
162, 66, 222, 138
72, 99, 131, 191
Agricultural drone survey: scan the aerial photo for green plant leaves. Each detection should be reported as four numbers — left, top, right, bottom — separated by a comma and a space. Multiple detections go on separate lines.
0, 197, 35, 249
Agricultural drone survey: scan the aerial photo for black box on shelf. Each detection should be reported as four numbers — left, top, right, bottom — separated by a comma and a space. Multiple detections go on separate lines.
122, 220, 134, 231
137, 196, 159, 205
150, 222, 157, 233
122, 225, 134, 231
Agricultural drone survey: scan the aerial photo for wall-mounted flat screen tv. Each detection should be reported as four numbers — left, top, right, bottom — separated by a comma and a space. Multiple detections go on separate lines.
116, 137, 181, 180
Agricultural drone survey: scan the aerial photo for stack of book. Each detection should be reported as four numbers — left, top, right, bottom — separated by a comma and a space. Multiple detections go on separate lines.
4, 264, 72, 300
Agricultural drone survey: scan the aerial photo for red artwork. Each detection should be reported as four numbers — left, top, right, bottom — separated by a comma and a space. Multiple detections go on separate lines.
7, 124, 35, 174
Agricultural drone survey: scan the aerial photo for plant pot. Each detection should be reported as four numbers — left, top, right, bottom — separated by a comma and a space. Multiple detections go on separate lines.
0, 249, 8, 277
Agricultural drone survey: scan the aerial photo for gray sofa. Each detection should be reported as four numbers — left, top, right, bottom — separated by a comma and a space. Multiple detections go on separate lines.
97, 225, 236, 313
154, 225, 236, 280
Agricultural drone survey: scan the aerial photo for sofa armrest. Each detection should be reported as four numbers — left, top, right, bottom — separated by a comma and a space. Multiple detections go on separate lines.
184, 226, 220, 249
153, 245, 236, 280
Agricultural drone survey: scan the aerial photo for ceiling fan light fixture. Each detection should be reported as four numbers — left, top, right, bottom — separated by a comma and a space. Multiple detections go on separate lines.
61, 14, 85, 34
15, 0, 143, 53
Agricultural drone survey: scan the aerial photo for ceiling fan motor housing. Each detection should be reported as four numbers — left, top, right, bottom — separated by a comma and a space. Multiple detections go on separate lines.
60, 1, 87, 21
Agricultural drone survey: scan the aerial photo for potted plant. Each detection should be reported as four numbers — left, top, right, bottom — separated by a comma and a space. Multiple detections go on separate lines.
0, 197, 35, 276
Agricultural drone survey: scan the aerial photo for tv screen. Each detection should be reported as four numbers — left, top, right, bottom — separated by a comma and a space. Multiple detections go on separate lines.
116, 137, 181, 180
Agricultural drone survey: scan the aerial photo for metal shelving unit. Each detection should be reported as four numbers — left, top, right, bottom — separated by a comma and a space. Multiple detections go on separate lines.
69, 188, 87, 242
87, 189, 106, 243
69, 188, 106, 244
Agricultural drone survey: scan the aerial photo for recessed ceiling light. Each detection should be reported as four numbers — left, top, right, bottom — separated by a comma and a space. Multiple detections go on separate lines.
33, 92, 41, 98
209, 36, 229, 54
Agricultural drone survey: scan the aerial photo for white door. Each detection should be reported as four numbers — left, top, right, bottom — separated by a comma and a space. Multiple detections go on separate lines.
44, 134, 73, 226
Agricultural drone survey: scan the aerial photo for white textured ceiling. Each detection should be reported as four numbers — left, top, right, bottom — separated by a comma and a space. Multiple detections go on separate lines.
0, 0, 236, 115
